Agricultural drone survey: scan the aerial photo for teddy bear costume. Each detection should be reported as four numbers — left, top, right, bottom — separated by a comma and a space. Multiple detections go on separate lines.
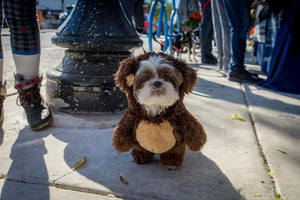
112, 52, 207, 168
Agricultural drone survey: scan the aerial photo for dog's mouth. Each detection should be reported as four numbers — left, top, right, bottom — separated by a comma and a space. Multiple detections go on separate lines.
151, 88, 166, 96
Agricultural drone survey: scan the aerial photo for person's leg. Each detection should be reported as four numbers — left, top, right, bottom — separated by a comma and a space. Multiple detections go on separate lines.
133, 0, 145, 32
217, 0, 230, 71
4, 0, 40, 79
206, 5, 217, 62
120, 0, 135, 28
0, 2, 6, 128
199, 0, 212, 57
223, 0, 250, 72
4, 0, 52, 131
199, 0, 217, 64
211, 0, 223, 69
200, 0, 217, 64
223, 0, 259, 83
0, 12, 3, 83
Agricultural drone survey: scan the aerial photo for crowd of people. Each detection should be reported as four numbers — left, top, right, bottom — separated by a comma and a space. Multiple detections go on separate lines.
179, 0, 299, 90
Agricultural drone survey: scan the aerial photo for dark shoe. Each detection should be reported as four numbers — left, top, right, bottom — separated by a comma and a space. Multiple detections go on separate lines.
0, 81, 6, 128
201, 54, 218, 65
207, 54, 218, 63
15, 74, 52, 131
228, 70, 260, 84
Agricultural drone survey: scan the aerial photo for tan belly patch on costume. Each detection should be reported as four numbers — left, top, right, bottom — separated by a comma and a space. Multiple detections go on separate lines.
136, 120, 176, 153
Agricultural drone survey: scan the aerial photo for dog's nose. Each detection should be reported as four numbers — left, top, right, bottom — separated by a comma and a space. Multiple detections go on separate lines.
153, 81, 162, 88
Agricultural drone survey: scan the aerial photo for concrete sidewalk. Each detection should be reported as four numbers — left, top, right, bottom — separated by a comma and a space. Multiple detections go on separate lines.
0, 31, 299, 200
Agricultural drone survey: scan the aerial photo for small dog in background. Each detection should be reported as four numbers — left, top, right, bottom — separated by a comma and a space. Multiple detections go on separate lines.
113, 52, 207, 169
152, 30, 199, 61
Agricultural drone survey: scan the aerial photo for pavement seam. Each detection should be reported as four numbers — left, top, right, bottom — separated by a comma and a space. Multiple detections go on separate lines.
1, 175, 123, 199
240, 84, 278, 198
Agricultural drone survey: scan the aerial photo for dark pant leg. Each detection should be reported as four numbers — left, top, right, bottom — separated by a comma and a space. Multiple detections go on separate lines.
223, 0, 250, 73
0, 2, 3, 57
133, 0, 145, 29
3, 0, 40, 54
199, 0, 213, 56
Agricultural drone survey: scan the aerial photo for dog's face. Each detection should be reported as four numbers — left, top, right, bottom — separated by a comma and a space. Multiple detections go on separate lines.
115, 52, 197, 116
133, 55, 183, 116
180, 32, 192, 45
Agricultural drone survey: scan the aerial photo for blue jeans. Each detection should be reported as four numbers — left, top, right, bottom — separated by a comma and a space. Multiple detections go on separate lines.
199, 0, 214, 56
222, 0, 250, 74
211, 0, 230, 70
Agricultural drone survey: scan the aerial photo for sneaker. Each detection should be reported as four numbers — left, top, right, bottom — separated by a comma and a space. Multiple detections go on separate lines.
15, 74, 52, 131
228, 70, 260, 84
0, 81, 7, 128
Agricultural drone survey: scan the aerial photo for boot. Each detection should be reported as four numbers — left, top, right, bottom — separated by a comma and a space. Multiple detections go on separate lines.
15, 74, 52, 131
0, 81, 7, 128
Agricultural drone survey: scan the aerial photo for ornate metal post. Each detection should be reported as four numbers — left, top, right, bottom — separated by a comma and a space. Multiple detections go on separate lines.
46, 0, 142, 113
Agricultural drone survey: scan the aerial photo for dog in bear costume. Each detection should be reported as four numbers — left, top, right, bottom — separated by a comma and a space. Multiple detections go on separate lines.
112, 52, 207, 169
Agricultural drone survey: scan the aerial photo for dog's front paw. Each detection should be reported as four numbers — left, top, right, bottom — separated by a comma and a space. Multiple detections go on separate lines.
160, 152, 184, 169
131, 149, 154, 164
161, 165, 181, 170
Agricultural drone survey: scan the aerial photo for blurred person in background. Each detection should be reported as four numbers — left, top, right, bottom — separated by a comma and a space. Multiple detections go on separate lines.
211, 0, 230, 71
259, 0, 300, 93
222, 0, 260, 83
121, 0, 146, 34
198, 0, 218, 65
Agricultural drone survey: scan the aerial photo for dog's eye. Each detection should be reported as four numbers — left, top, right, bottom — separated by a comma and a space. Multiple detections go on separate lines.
164, 78, 170, 82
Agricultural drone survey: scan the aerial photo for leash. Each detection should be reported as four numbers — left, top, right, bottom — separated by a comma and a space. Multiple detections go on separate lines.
141, 45, 147, 53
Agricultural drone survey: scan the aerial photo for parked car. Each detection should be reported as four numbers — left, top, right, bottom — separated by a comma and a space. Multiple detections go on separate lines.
58, 5, 74, 25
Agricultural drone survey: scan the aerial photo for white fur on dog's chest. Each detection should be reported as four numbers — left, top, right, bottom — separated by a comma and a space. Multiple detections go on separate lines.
136, 120, 176, 153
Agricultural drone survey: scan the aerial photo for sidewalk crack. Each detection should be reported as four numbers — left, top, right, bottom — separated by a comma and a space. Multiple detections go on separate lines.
240, 84, 277, 197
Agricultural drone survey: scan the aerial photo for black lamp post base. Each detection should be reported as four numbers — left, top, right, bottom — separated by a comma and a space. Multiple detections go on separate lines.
46, 51, 130, 114
45, 0, 142, 113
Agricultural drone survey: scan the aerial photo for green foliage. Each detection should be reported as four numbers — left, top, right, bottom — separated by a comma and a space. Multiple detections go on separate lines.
145, 0, 173, 22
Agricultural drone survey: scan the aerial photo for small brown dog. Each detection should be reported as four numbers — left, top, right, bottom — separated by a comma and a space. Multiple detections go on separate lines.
112, 52, 206, 170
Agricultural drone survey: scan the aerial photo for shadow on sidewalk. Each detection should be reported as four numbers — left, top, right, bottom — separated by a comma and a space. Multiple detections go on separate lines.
49, 127, 244, 199
1, 126, 50, 200
191, 64, 300, 116
0, 129, 3, 145
0, 114, 246, 199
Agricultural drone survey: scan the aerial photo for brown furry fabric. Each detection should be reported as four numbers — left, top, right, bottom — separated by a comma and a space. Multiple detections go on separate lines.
112, 52, 206, 169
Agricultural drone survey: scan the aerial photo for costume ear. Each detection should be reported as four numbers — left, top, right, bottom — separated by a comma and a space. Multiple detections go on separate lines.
182, 63, 197, 93
114, 56, 139, 92
171, 57, 197, 94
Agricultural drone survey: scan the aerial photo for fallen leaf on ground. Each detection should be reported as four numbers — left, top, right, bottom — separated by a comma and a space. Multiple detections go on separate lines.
231, 113, 245, 121
107, 194, 118, 198
274, 193, 281, 200
120, 176, 128, 185
268, 171, 274, 178
277, 149, 287, 154
72, 156, 87, 170
254, 193, 262, 197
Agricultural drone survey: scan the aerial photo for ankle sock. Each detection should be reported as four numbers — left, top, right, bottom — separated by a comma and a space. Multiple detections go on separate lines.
13, 52, 40, 80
